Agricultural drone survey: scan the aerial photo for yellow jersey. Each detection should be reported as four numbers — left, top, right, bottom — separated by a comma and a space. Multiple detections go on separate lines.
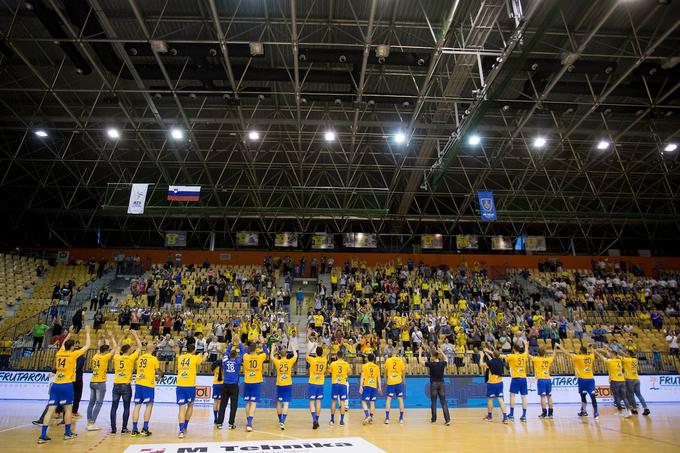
505, 352, 528, 378
361, 362, 380, 388
307, 355, 327, 385
573, 353, 595, 379
213, 364, 223, 384
273, 357, 296, 386
605, 358, 625, 382
329, 359, 349, 385
135, 353, 160, 388
531, 356, 553, 379
243, 352, 267, 384
54, 349, 86, 384
622, 357, 639, 380
113, 352, 139, 384
90, 352, 112, 383
177, 353, 203, 387
385, 357, 405, 385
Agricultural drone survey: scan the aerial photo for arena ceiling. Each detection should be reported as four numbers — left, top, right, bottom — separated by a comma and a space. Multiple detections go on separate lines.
0, 0, 679, 254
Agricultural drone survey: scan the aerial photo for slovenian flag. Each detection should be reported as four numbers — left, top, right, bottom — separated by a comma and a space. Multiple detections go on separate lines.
167, 185, 201, 201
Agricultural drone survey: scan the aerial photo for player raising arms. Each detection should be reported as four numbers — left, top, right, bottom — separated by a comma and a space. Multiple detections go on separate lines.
111, 329, 141, 434
38, 326, 91, 444
242, 339, 269, 432
481, 349, 508, 424
623, 349, 650, 416
216, 338, 245, 430
555, 343, 598, 419
86, 331, 116, 431
594, 347, 631, 418
131, 340, 161, 437
359, 353, 382, 425
504, 339, 529, 421
384, 348, 406, 424
530, 347, 555, 419
176, 343, 207, 438
307, 346, 328, 429
329, 350, 350, 426
271, 343, 298, 430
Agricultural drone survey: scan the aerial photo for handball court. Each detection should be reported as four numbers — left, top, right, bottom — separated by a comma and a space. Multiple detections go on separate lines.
0, 403, 678, 452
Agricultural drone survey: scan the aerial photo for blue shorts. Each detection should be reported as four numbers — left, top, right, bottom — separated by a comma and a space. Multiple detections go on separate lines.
509, 377, 528, 395
331, 384, 348, 401
308, 384, 324, 400
176, 386, 196, 405
486, 382, 503, 398
212, 384, 223, 400
48, 382, 74, 406
361, 387, 377, 401
578, 378, 596, 395
386, 384, 404, 398
134, 384, 155, 404
277, 385, 292, 403
244, 383, 261, 402
537, 379, 552, 396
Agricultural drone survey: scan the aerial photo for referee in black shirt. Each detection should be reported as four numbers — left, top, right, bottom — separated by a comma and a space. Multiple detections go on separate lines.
419, 347, 451, 425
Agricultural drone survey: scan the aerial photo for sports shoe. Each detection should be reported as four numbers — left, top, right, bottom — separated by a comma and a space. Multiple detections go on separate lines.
86, 424, 100, 431
178, 430, 185, 438
577, 411, 588, 417
216, 424, 223, 429
32, 420, 43, 426
246, 426, 253, 432
624, 411, 632, 419
362, 417, 371, 425
110, 429, 117, 434
548, 414, 553, 419
445, 420, 451, 426
642, 409, 650, 416
538, 414, 547, 419
312, 421, 319, 430
631, 409, 638, 415
280, 422, 286, 430
399, 419, 404, 424
339, 421, 345, 426
140, 429, 152, 437
228, 424, 236, 430
130, 430, 140, 437
328, 420, 334, 426
384, 419, 389, 425
368, 416, 374, 424
37, 436, 51, 444
64, 433, 78, 441
507, 415, 514, 421
502, 417, 509, 424
121, 428, 130, 434
483, 416, 492, 422
594, 412, 599, 420
520, 416, 526, 422
72, 413, 81, 418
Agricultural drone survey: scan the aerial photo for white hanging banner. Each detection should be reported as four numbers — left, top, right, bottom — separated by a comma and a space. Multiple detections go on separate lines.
127, 183, 149, 214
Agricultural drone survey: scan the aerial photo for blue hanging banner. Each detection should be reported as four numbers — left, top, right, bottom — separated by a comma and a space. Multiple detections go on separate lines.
478, 191, 496, 221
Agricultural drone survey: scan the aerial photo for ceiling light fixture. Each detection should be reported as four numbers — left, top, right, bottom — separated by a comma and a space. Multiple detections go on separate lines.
106, 128, 120, 139
394, 131, 406, 144
533, 136, 547, 148
248, 130, 260, 141
468, 134, 481, 146
596, 140, 610, 150
34, 129, 48, 138
664, 143, 677, 152
324, 130, 336, 142
170, 128, 184, 140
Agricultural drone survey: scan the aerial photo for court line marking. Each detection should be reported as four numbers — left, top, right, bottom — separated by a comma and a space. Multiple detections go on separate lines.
598, 425, 680, 448
0, 424, 32, 433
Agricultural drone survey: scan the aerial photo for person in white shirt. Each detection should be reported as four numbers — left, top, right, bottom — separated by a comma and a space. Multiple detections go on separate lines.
666, 331, 679, 356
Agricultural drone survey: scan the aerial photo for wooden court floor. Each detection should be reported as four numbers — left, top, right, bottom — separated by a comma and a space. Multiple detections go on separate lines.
0, 402, 678, 452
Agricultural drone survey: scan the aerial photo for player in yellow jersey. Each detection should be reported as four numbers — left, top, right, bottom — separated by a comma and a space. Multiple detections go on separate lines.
481, 349, 508, 423
530, 347, 555, 419
86, 331, 116, 431
271, 343, 298, 430
623, 349, 650, 416
503, 339, 529, 421
595, 348, 631, 417
131, 341, 161, 437
360, 353, 382, 425
307, 346, 328, 429
175, 343, 207, 438
111, 329, 141, 434
243, 340, 269, 432
329, 350, 349, 426
38, 327, 91, 444
555, 343, 598, 419
384, 349, 406, 424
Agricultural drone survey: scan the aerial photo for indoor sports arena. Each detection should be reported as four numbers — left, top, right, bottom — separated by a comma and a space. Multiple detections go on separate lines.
0, 0, 679, 452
